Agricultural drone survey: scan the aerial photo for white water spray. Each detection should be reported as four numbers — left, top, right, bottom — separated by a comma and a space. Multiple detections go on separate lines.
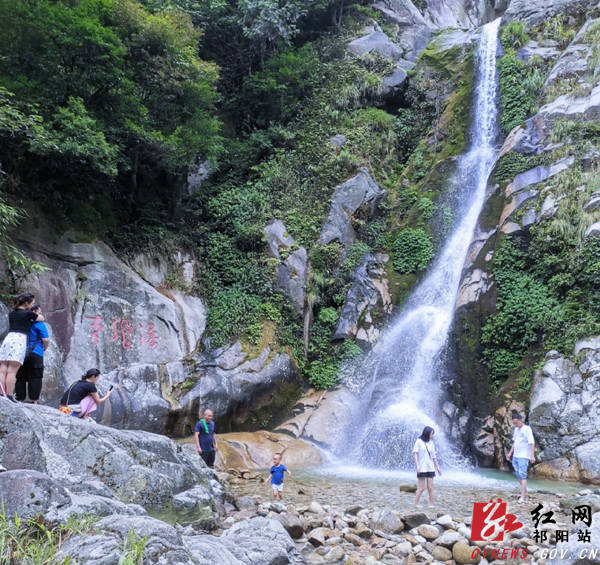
342, 19, 502, 470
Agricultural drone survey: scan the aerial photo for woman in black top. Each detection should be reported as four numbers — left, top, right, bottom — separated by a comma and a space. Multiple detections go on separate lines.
0, 293, 41, 403
60, 368, 113, 419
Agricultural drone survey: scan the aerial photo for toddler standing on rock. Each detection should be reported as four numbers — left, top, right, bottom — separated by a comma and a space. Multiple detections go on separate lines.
264, 453, 291, 501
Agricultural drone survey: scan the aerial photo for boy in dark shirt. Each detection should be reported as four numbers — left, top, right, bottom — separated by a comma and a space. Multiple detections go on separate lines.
194, 409, 217, 468
264, 453, 291, 501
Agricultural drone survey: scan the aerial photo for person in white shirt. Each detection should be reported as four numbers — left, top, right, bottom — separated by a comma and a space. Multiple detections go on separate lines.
413, 426, 442, 507
506, 412, 535, 503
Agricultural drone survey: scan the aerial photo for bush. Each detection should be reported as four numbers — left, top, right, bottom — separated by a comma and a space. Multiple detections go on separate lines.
306, 359, 339, 389
341, 241, 370, 272
392, 228, 433, 273
500, 21, 529, 50
498, 53, 540, 134
206, 286, 262, 347
417, 196, 434, 220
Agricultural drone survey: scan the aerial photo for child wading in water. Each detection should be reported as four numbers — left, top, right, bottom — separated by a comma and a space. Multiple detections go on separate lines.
264, 453, 291, 500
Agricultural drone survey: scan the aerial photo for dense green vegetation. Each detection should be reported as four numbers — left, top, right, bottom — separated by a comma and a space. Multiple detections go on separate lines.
483, 161, 600, 387
0, 0, 455, 388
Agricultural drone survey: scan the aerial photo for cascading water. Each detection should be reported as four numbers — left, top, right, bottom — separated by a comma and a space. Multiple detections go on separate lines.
341, 18, 502, 470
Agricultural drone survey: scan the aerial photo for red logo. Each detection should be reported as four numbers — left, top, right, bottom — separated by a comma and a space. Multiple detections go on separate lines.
471, 499, 523, 542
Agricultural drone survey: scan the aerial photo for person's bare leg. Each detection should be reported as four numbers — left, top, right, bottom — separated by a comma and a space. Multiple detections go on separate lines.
0, 362, 9, 396
5, 361, 20, 396
521, 479, 528, 501
427, 477, 435, 505
415, 477, 426, 505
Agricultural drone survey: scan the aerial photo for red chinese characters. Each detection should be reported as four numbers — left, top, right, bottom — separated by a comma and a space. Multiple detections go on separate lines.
86, 315, 159, 349
471, 499, 523, 542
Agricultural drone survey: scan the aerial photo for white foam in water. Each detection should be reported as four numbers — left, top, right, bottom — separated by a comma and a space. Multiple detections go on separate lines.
317, 461, 512, 490
336, 19, 503, 472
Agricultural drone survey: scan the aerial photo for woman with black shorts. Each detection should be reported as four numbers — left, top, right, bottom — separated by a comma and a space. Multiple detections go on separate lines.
413, 426, 442, 507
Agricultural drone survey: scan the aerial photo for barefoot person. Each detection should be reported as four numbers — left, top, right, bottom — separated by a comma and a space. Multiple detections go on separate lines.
15, 304, 49, 404
413, 426, 442, 507
194, 409, 217, 468
264, 453, 291, 501
0, 293, 41, 403
59, 368, 113, 419
506, 412, 535, 503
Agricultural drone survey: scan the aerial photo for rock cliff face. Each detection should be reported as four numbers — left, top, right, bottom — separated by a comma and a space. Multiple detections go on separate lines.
449, 0, 600, 481
7, 223, 301, 436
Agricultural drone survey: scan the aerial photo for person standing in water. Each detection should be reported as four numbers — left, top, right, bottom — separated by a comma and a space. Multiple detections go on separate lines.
413, 426, 442, 507
506, 412, 535, 503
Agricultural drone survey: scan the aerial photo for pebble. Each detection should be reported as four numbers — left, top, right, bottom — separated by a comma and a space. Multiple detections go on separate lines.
418, 524, 440, 540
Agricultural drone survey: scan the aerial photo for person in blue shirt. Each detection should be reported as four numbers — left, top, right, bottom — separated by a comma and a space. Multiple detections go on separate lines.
264, 453, 291, 500
15, 304, 49, 403
194, 409, 217, 468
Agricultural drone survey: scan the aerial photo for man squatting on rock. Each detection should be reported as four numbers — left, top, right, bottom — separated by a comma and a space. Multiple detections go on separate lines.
194, 409, 218, 468
506, 411, 535, 503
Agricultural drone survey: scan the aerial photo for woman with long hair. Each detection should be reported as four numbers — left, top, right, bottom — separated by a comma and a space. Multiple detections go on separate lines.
59, 368, 113, 419
413, 426, 442, 507
0, 293, 41, 402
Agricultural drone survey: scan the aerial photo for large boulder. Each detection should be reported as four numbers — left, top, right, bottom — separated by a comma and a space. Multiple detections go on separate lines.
215, 430, 323, 469
318, 168, 384, 254
347, 25, 415, 93
0, 401, 220, 511
264, 220, 307, 314
333, 253, 393, 345
166, 341, 301, 436
276, 387, 357, 452
8, 225, 297, 436
0, 469, 71, 520
504, 0, 592, 25
529, 341, 600, 483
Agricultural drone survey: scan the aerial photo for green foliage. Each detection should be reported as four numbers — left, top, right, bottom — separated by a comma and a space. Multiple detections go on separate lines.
482, 245, 564, 381
119, 527, 147, 565
240, 43, 320, 128
29, 97, 119, 177
0, 0, 221, 228
552, 118, 600, 143
206, 286, 263, 347
537, 14, 576, 49
306, 358, 339, 389
498, 53, 542, 134
417, 196, 434, 220
0, 511, 98, 564
392, 228, 433, 274
500, 21, 529, 50
491, 152, 547, 184
483, 226, 600, 384
341, 241, 370, 272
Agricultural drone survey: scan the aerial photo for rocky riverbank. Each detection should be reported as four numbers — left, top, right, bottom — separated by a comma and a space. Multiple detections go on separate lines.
2, 399, 600, 564
222, 469, 600, 565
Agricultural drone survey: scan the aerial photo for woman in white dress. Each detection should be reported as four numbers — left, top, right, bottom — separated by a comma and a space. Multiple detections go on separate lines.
413, 426, 442, 507
0, 293, 41, 403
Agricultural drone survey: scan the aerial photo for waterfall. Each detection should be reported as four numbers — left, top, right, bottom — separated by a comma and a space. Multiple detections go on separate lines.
341, 18, 502, 470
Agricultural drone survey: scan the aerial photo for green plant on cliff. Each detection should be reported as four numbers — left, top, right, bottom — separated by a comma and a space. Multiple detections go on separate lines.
500, 21, 529, 50
482, 239, 565, 383
392, 228, 433, 274
497, 52, 543, 134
